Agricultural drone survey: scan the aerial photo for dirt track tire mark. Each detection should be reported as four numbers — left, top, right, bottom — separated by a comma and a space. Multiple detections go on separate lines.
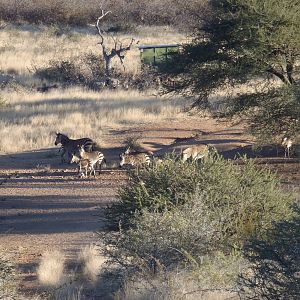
0, 172, 18, 185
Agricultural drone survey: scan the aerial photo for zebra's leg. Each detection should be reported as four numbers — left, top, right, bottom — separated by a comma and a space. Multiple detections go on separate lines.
94, 161, 99, 174
66, 151, 72, 164
97, 159, 103, 175
60, 148, 66, 164
90, 164, 96, 177
77, 164, 83, 177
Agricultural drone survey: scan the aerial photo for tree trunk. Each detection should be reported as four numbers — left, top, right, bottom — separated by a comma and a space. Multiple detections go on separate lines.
104, 56, 112, 85
101, 44, 113, 86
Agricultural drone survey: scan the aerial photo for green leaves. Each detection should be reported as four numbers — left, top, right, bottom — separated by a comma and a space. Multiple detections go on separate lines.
107, 154, 295, 241
163, 0, 300, 138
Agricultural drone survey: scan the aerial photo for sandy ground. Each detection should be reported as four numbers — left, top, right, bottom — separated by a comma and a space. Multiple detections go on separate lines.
0, 116, 299, 298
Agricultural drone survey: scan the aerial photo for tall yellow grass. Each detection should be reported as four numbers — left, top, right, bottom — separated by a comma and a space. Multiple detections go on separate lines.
0, 25, 189, 154
0, 25, 186, 76
78, 244, 106, 283
37, 250, 65, 287
0, 88, 190, 153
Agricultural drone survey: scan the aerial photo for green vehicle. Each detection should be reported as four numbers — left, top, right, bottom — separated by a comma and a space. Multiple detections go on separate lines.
138, 44, 180, 66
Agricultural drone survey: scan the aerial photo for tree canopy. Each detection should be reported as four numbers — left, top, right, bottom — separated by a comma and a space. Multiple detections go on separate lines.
165, 0, 300, 140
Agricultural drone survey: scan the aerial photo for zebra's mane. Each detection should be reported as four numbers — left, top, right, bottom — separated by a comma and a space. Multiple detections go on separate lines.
58, 133, 70, 144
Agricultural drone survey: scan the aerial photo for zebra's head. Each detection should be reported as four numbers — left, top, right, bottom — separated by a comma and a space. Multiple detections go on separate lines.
55, 132, 69, 145
281, 136, 291, 146
78, 145, 86, 157
119, 147, 131, 167
54, 132, 62, 145
119, 152, 126, 168
70, 153, 80, 164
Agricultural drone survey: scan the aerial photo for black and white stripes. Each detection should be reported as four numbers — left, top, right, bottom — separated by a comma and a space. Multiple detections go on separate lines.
54, 132, 96, 163
119, 148, 151, 168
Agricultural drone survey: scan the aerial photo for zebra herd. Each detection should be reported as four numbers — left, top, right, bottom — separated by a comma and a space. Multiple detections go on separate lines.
54, 132, 154, 177
54, 132, 294, 178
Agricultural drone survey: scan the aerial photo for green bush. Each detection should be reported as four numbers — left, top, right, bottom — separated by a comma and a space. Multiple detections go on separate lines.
103, 155, 296, 297
107, 154, 295, 243
105, 194, 245, 271
240, 207, 300, 299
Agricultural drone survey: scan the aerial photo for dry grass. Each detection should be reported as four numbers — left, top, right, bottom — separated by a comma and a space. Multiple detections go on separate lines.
0, 25, 186, 76
0, 25, 189, 154
37, 250, 65, 287
115, 271, 240, 300
0, 88, 189, 153
51, 284, 83, 300
78, 244, 106, 283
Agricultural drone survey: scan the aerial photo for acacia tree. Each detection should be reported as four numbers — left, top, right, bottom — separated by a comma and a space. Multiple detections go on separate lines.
165, 0, 300, 141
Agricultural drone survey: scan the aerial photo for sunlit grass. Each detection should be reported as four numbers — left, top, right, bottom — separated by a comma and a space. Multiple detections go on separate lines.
0, 88, 190, 153
0, 25, 186, 76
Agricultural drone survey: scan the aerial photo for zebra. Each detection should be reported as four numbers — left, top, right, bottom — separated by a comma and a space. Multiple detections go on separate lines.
281, 137, 293, 158
54, 132, 96, 164
181, 144, 212, 162
79, 145, 106, 176
119, 148, 151, 168
70, 154, 93, 177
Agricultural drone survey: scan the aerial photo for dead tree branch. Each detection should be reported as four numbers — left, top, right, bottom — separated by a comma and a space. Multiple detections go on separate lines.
94, 10, 139, 87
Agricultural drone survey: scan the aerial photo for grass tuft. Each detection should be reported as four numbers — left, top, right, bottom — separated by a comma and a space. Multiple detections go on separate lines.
37, 250, 65, 287
78, 245, 106, 283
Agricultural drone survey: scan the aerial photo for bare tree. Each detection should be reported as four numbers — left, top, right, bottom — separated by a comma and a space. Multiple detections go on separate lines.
94, 9, 138, 87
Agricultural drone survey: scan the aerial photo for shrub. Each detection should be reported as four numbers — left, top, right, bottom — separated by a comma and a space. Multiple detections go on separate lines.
107, 154, 295, 242
35, 53, 149, 90
0, 0, 207, 30
78, 245, 106, 283
240, 207, 300, 299
103, 155, 296, 297
0, 253, 18, 299
105, 193, 246, 272
35, 53, 105, 88
116, 263, 242, 300
123, 135, 143, 152
247, 86, 300, 144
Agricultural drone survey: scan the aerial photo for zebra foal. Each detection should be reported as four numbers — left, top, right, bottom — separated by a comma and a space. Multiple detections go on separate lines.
119, 148, 151, 168
70, 154, 93, 177
79, 145, 106, 176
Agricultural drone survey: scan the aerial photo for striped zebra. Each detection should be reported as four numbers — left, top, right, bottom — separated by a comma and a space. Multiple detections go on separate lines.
79, 145, 106, 176
70, 154, 93, 177
119, 148, 151, 168
54, 132, 96, 164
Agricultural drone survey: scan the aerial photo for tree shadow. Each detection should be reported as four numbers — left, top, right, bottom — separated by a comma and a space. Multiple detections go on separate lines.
240, 206, 300, 299
0, 192, 112, 235
3, 96, 181, 122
